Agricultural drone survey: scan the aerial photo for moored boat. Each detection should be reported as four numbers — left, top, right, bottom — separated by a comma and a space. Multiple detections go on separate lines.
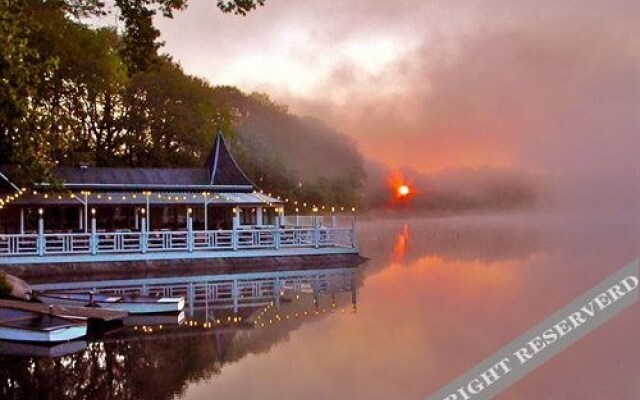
0, 307, 88, 343
0, 339, 87, 357
36, 292, 185, 314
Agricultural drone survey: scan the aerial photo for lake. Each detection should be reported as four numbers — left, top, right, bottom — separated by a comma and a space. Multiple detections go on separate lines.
0, 215, 638, 399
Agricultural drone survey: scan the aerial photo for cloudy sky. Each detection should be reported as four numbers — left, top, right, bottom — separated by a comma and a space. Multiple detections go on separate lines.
149, 0, 638, 207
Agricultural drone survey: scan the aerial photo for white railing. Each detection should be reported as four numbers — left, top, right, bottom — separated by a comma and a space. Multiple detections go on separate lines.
193, 230, 233, 250
146, 231, 188, 252
0, 234, 38, 255
0, 216, 357, 260
44, 233, 91, 255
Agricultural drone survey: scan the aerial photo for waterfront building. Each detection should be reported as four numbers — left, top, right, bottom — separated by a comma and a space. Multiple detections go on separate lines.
0, 133, 357, 264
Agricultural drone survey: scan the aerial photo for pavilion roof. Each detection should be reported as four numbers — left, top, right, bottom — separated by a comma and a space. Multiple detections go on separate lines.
12, 132, 256, 192
204, 133, 255, 187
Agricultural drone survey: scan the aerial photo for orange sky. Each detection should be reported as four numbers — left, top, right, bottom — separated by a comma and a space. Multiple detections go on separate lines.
148, 0, 638, 180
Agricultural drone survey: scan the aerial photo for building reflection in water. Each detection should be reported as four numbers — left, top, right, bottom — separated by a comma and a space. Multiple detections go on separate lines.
0, 266, 361, 400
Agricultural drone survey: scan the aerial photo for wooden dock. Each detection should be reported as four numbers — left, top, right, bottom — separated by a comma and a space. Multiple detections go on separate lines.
0, 299, 128, 321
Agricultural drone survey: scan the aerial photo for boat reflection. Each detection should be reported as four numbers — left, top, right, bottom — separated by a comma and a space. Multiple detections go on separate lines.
0, 266, 361, 400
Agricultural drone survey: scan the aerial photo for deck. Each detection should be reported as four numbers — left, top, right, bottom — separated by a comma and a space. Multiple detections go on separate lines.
0, 216, 358, 265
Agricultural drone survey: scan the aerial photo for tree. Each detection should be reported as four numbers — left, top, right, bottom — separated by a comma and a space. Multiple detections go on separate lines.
111, 0, 266, 74
0, 0, 266, 184
122, 58, 218, 167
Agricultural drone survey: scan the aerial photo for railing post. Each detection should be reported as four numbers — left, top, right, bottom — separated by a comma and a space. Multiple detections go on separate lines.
232, 215, 238, 251
37, 210, 44, 256
141, 216, 147, 253
19, 208, 24, 235
313, 215, 320, 248
91, 211, 97, 255
274, 277, 281, 310
274, 216, 281, 250
351, 216, 357, 248
232, 279, 239, 313
187, 211, 194, 253
188, 282, 195, 318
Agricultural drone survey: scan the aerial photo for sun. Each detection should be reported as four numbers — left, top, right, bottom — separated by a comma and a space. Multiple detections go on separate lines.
398, 185, 410, 197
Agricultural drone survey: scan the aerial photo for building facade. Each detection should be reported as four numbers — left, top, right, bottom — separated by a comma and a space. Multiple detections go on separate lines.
0, 133, 357, 264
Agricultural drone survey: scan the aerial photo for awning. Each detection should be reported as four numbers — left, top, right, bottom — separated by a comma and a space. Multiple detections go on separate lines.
10, 191, 283, 207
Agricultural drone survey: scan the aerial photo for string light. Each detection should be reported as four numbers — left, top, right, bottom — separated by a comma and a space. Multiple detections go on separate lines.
1, 185, 358, 219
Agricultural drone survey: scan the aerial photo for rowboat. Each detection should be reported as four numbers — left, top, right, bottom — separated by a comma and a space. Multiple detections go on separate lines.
0, 307, 87, 343
36, 292, 185, 314
0, 339, 87, 357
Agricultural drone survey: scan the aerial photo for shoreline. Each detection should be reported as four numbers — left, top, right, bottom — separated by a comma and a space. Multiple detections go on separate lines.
0, 253, 367, 285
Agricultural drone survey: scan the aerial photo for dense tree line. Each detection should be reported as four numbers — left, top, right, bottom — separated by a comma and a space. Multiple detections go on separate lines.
0, 0, 365, 208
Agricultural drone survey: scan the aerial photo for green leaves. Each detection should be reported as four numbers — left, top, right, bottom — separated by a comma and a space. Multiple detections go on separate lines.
217, 0, 266, 16
0, 0, 364, 208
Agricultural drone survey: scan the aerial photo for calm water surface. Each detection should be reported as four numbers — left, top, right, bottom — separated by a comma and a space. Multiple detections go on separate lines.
1, 215, 638, 399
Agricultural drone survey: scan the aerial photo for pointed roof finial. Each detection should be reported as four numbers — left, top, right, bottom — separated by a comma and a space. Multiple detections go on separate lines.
205, 130, 254, 187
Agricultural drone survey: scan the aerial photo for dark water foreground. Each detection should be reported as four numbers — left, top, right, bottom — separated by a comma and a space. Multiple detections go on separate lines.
0, 215, 638, 400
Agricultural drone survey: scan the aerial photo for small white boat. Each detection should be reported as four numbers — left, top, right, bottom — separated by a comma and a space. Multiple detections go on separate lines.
0, 339, 87, 357
36, 292, 185, 314
0, 307, 87, 343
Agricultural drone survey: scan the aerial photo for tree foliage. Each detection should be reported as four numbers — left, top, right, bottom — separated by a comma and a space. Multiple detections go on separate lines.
0, 0, 365, 207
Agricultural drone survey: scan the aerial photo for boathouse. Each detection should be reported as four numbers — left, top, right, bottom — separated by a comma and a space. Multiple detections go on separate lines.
0, 133, 357, 265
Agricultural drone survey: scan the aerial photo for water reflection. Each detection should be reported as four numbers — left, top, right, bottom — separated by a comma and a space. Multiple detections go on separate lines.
0, 267, 361, 400
364, 216, 544, 272
0, 216, 637, 400
392, 223, 410, 261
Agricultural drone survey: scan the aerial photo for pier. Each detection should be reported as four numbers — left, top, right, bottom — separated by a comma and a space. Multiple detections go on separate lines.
0, 132, 359, 266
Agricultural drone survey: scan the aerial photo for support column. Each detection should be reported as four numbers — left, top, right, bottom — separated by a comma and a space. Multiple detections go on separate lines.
313, 215, 320, 248
203, 195, 209, 231
79, 206, 83, 232
145, 193, 151, 231
140, 209, 147, 254
188, 282, 195, 318
232, 211, 239, 251
91, 209, 97, 255
256, 206, 263, 226
37, 209, 44, 256
19, 208, 24, 235
274, 277, 281, 311
274, 216, 280, 250
232, 279, 239, 314
187, 208, 194, 253
83, 193, 89, 234
234, 207, 241, 225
